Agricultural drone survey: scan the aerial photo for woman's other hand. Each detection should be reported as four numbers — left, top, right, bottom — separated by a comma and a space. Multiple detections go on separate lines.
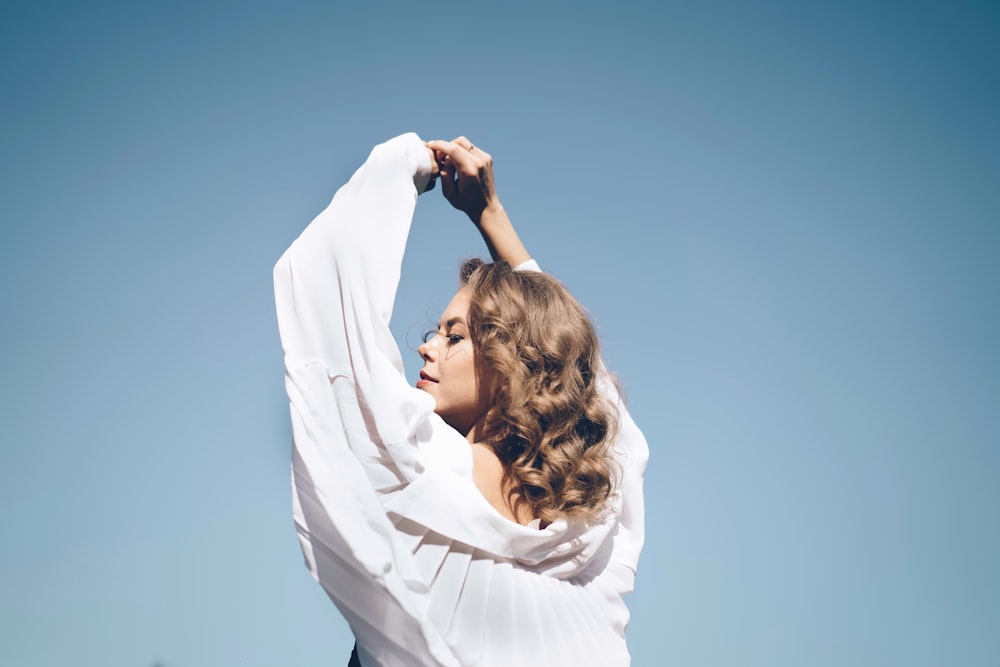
423, 144, 440, 191
425, 137, 500, 224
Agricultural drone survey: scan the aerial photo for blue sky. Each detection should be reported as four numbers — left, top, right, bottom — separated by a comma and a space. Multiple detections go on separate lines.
1, 1, 998, 665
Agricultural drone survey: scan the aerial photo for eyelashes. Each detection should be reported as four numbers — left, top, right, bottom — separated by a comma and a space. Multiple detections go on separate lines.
421, 329, 465, 346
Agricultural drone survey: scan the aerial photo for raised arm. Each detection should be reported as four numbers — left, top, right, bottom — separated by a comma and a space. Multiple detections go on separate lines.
426, 137, 531, 267
275, 133, 435, 364
274, 133, 458, 479
431, 136, 647, 593
273, 134, 471, 666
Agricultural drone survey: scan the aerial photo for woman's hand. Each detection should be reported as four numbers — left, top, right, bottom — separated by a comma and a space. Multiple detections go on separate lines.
425, 137, 500, 224
425, 136, 531, 267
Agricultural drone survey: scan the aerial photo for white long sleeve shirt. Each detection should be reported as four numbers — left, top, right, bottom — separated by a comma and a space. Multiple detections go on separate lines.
274, 133, 649, 666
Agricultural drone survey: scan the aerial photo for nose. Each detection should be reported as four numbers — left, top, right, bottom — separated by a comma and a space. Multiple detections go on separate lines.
419, 334, 439, 361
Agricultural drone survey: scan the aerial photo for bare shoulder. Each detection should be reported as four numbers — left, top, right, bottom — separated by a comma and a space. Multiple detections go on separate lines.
470, 443, 534, 525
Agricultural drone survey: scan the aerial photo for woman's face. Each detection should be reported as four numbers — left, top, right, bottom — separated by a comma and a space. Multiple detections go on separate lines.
417, 288, 495, 437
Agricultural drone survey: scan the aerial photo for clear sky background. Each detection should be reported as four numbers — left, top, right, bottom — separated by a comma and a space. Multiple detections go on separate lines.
1, 1, 998, 665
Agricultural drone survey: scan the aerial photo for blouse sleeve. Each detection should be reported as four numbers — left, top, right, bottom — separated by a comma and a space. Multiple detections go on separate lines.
273, 133, 467, 666
274, 132, 472, 487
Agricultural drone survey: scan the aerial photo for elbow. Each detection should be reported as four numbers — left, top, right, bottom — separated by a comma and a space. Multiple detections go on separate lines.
273, 249, 291, 287
273, 251, 291, 307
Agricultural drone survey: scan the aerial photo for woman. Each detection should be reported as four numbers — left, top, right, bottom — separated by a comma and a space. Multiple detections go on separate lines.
274, 133, 648, 666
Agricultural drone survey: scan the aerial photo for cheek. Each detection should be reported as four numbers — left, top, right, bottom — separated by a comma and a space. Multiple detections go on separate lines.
460, 358, 480, 389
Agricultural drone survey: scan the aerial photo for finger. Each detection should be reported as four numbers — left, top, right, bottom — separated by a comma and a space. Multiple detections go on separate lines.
430, 138, 481, 166
439, 162, 458, 202
432, 149, 449, 173
426, 139, 464, 156
431, 140, 483, 177
452, 137, 493, 167
427, 146, 441, 180
454, 137, 490, 162
426, 140, 465, 169
451, 136, 474, 152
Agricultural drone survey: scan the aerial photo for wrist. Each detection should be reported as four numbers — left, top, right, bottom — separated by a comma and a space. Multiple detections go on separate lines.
473, 204, 530, 266
474, 202, 507, 228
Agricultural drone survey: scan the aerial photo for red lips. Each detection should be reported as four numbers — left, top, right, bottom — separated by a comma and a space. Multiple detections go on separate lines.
417, 370, 438, 388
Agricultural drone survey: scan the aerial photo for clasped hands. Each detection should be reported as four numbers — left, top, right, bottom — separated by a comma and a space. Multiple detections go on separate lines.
425, 137, 501, 225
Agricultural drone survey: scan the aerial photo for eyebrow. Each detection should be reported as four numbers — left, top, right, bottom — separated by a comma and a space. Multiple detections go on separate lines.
438, 316, 467, 329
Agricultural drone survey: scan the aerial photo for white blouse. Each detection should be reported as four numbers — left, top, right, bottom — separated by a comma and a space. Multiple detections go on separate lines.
273, 133, 649, 666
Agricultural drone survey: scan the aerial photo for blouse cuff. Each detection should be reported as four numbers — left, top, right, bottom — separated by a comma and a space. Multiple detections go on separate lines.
394, 132, 435, 195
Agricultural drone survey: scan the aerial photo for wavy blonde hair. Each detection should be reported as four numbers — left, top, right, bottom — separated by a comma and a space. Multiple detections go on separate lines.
461, 259, 619, 525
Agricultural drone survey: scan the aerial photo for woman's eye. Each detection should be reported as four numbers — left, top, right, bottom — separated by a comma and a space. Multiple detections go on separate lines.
447, 334, 464, 346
